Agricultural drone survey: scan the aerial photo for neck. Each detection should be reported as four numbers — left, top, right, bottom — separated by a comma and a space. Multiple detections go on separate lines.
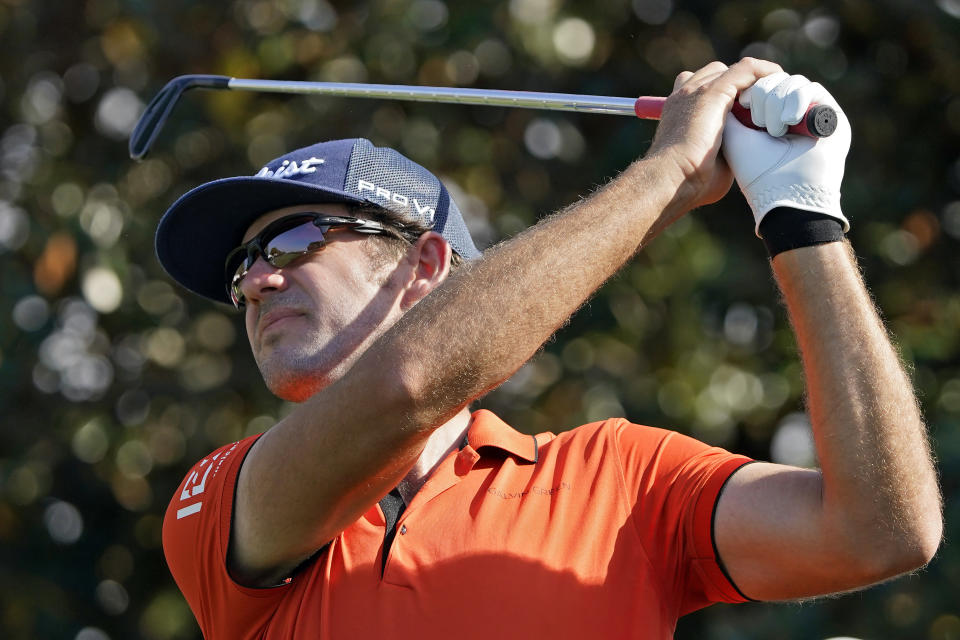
396, 407, 472, 504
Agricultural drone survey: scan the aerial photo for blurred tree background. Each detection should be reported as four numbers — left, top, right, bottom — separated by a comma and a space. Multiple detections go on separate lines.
0, 0, 958, 638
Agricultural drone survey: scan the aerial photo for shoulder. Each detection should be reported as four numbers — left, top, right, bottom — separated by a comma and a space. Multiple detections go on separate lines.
162, 435, 263, 589
161, 434, 277, 636
541, 418, 674, 455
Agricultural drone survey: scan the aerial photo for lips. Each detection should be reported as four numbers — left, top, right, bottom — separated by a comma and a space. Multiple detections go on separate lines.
258, 308, 304, 341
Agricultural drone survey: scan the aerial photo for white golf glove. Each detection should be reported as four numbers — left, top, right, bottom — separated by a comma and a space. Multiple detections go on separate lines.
722, 72, 851, 237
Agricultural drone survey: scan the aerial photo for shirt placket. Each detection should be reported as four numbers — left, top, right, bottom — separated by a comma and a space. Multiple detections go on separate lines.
379, 445, 481, 583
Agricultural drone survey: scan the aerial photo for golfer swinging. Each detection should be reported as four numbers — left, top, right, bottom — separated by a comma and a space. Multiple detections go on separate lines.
158, 59, 942, 639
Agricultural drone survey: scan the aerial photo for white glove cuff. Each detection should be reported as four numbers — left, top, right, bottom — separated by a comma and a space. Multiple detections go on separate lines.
750, 184, 850, 237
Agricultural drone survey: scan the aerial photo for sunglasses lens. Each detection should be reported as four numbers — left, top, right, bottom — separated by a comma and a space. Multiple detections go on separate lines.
226, 220, 328, 308
264, 223, 326, 268
228, 262, 247, 307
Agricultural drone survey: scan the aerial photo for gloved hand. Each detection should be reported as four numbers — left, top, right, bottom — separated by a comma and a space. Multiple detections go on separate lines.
722, 72, 851, 237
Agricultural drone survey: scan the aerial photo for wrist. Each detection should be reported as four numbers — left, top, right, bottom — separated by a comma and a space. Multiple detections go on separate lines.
759, 208, 846, 258
632, 150, 703, 224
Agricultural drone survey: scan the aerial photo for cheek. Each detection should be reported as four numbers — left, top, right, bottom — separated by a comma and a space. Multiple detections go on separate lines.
245, 308, 258, 345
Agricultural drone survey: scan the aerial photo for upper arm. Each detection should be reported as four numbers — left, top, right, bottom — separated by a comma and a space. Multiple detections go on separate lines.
615, 422, 753, 613
163, 439, 288, 635
228, 367, 433, 584
714, 461, 890, 601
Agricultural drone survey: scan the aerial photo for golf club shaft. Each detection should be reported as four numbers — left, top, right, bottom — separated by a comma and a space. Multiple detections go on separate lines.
228, 78, 646, 116
229, 79, 831, 137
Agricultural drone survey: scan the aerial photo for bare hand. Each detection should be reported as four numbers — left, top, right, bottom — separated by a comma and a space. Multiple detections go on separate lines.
647, 58, 785, 214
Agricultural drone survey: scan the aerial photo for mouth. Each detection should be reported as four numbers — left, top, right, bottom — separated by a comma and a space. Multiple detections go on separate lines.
258, 309, 305, 342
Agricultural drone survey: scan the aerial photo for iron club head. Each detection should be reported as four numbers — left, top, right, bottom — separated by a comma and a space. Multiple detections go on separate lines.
129, 75, 230, 160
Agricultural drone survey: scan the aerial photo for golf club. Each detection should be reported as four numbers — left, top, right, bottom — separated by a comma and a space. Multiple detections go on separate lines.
129, 74, 838, 160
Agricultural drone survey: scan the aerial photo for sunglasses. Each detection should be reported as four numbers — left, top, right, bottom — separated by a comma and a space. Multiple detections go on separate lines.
224, 213, 390, 308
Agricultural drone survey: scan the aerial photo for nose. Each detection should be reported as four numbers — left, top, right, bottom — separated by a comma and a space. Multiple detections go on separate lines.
237, 256, 288, 304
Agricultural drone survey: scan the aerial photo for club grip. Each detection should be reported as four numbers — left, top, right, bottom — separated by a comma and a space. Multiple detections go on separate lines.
633, 96, 837, 138
730, 101, 837, 138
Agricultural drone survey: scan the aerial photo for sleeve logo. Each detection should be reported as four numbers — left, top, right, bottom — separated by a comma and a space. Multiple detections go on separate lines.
175, 452, 222, 520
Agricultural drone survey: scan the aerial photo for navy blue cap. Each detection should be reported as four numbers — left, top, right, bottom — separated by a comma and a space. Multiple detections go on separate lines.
155, 138, 481, 304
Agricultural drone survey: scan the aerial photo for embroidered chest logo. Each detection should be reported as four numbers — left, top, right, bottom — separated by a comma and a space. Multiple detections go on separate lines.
486, 481, 572, 500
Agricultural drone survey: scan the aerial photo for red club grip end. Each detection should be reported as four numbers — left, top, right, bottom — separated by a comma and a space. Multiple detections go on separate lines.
633, 96, 837, 138
730, 101, 837, 138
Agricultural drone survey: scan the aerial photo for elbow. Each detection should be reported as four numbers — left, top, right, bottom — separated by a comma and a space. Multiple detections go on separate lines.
894, 498, 945, 573
388, 356, 459, 431
390, 358, 429, 419
907, 516, 944, 569
855, 516, 943, 583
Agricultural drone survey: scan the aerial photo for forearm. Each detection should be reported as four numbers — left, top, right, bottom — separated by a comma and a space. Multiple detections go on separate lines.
772, 241, 942, 568
382, 156, 686, 426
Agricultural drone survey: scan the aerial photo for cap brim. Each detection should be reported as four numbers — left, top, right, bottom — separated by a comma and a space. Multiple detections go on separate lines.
155, 176, 365, 305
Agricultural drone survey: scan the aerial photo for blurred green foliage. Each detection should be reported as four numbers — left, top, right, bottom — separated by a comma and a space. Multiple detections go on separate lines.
0, 0, 958, 638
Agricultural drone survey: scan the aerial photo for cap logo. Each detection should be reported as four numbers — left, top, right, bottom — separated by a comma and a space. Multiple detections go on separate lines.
357, 179, 436, 223
255, 156, 325, 179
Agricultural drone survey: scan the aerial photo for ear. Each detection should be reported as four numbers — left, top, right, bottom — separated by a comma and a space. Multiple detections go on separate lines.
399, 231, 452, 310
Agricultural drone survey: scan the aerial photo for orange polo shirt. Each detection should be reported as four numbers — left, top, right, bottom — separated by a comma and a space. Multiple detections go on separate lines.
163, 410, 753, 639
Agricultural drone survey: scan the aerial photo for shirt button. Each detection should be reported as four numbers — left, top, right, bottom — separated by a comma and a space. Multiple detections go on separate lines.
400, 525, 407, 535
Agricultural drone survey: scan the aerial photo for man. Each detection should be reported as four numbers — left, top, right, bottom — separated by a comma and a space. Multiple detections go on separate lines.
158, 59, 941, 639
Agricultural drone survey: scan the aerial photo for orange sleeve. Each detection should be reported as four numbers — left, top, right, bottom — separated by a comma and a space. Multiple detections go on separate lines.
161, 435, 290, 639
613, 421, 754, 617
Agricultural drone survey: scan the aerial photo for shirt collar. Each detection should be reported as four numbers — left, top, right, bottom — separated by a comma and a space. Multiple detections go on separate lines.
464, 409, 538, 463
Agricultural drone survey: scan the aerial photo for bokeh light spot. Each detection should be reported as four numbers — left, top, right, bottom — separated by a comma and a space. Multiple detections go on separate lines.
20, 72, 63, 125
83, 267, 124, 313
509, 0, 559, 25
179, 353, 232, 392
96, 579, 129, 615
116, 439, 154, 479
139, 590, 194, 640
193, 312, 236, 351
935, 0, 960, 18
111, 474, 152, 511
771, 413, 816, 467
44, 500, 84, 544
145, 328, 186, 368
13, 295, 50, 332
79, 200, 124, 248
524, 118, 563, 159
723, 303, 758, 346
408, 0, 448, 31
63, 63, 100, 103
0, 202, 30, 252
52, 182, 85, 217
116, 389, 151, 426
98, 544, 134, 582
475, 39, 512, 77
35, 232, 78, 295
553, 18, 595, 66
95, 88, 143, 140
803, 15, 840, 47
288, 0, 337, 31
137, 280, 181, 316
632, 0, 672, 25
446, 51, 480, 85
72, 418, 111, 464
319, 55, 367, 82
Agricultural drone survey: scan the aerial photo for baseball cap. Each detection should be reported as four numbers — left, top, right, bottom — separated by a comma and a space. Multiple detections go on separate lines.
155, 138, 482, 305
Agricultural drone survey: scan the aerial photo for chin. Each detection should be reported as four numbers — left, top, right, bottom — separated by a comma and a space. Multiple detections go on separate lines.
261, 365, 333, 403
254, 321, 392, 403
257, 353, 354, 403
